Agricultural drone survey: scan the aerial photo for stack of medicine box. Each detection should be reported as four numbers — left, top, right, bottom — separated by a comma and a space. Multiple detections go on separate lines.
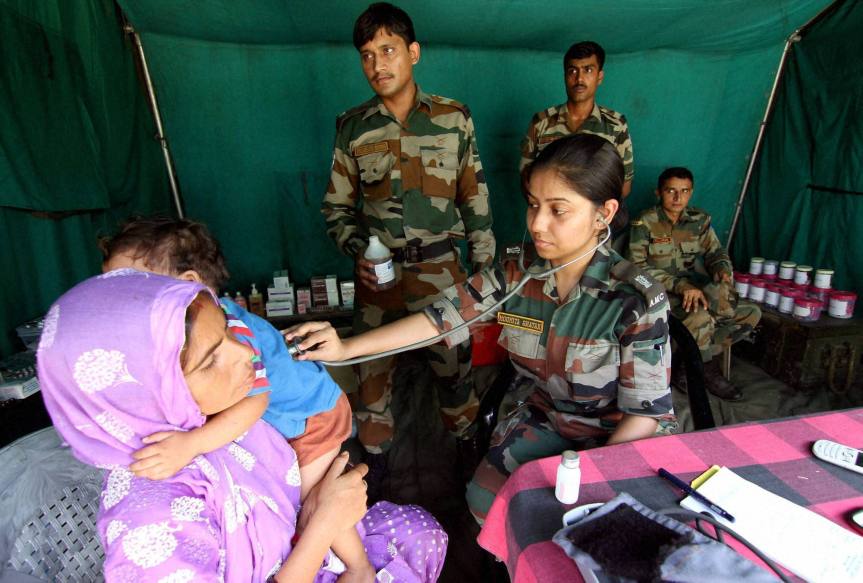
311, 275, 339, 310
295, 288, 312, 314
266, 270, 294, 317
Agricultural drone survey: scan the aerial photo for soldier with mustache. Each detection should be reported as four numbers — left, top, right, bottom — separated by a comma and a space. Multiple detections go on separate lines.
519, 41, 634, 201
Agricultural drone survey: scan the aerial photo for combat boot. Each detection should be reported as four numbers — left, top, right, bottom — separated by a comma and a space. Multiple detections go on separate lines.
703, 359, 742, 401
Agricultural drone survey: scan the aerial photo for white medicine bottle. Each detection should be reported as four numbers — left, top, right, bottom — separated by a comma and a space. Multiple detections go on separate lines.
364, 235, 396, 291
555, 450, 581, 504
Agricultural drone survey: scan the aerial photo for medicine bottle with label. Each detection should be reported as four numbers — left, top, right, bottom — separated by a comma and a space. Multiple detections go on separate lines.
234, 291, 248, 310
555, 450, 581, 504
364, 236, 396, 291
248, 284, 265, 317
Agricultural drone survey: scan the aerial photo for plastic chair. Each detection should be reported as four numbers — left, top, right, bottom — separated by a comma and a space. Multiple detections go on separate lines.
0, 427, 105, 582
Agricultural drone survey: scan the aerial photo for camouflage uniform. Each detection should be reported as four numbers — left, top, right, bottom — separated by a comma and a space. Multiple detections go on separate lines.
423, 243, 673, 522
627, 205, 761, 362
322, 86, 495, 454
519, 103, 634, 183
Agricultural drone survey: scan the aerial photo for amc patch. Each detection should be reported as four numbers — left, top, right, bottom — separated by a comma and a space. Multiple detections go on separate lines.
497, 312, 544, 334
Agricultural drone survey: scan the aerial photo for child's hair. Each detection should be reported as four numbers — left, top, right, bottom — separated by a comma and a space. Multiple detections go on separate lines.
98, 216, 230, 289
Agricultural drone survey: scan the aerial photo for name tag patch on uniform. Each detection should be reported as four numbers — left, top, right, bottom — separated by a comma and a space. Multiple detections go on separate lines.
650, 237, 672, 244
352, 141, 389, 157
497, 312, 544, 334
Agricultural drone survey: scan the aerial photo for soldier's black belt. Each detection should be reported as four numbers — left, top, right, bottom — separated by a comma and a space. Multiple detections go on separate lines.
392, 239, 456, 263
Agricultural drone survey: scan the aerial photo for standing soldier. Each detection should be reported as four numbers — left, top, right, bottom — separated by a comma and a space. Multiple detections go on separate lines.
520, 41, 634, 199
628, 167, 761, 401
321, 2, 495, 494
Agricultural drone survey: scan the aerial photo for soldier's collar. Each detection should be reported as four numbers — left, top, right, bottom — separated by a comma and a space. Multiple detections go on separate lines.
362, 84, 431, 121
554, 102, 602, 128
540, 242, 613, 301
588, 102, 602, 122
657, 205, 695, 225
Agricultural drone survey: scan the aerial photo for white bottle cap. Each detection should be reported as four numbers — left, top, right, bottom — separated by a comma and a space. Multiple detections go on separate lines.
561, 450, 580, 469
251, 283, 258, 293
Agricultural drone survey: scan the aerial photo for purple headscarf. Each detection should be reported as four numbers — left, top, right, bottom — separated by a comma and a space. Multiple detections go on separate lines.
37, 270, 448, 582
38, 270, 302, 580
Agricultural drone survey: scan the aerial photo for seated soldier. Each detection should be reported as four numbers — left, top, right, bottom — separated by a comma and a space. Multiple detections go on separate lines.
628, 167, 760, 400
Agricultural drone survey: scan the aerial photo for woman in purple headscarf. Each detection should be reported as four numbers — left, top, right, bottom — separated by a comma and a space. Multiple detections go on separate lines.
37, 270, 447, 582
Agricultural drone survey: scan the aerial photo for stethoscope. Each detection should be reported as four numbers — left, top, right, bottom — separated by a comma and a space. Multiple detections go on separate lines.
291, 217, 612, 367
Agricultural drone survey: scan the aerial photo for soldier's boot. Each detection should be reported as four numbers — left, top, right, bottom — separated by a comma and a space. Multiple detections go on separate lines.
363, 451, 388, 505
703, 359, 743, 401
456, 433, 483, 484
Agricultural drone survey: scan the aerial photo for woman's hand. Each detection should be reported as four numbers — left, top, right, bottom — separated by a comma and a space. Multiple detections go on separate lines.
129, 430, 200, 480
301, 452, 369, 535
283, 321, 348, 362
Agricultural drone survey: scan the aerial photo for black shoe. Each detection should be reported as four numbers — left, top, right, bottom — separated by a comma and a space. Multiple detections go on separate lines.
456, 434, 483, 484
704, 359, 743, 401
363, 451, 388, 504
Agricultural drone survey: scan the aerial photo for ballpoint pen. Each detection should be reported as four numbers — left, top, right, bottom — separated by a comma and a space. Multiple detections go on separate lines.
658, 467, 736, 523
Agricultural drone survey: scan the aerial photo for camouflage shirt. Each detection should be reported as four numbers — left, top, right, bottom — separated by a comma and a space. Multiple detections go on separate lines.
628, 205, 733, 295
424, 243, 673, 436
519, 102, 634, 182
322, 86, 495, 270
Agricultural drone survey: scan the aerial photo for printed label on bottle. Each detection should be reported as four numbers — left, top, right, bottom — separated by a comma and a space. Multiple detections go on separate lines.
374, 259, 395, 284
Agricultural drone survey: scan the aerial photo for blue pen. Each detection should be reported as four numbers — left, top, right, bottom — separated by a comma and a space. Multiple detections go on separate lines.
658, 468, 736, 523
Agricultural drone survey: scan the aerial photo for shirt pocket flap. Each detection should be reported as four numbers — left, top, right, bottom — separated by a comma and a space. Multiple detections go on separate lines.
565, 340, 620, 374
498, 326, 540, 359
630, 338, 671, 393
420, 149, 458, 198
680, 241, 701, 255
357, 151, 394, 184
648, 242, 675, 255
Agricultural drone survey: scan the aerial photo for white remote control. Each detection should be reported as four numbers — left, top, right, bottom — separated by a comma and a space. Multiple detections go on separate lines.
812, 439, 863, 475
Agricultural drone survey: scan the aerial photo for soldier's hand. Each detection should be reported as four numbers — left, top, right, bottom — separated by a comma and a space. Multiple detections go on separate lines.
682, 289, 709, 313
714, 271, 732, 284
283, 321, 348, 362
355, 257, 380, 289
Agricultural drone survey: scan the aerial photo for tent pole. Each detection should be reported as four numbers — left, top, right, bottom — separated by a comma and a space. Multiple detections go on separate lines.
122, 19, 185, 219
726, 0, 843, 247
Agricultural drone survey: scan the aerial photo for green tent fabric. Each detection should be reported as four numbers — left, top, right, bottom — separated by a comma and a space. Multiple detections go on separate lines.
0, 0, 840, 357
733, 0, 862, 294
110, 0, 830, 291
0, 0, 169, 356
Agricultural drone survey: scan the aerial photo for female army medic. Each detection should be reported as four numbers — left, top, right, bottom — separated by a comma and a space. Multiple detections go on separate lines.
288, 134, 674, 522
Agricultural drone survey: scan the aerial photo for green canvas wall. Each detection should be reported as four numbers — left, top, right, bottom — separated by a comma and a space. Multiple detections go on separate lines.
0, 0, 838, 357
733, 0, 862, 294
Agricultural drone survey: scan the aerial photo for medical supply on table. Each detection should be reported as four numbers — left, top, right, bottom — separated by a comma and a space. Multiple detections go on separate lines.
828, 291, 856, 319
807, 286, 831, 304
748, 257, 764, 275
812, 439, 863, 475
764, 284, 781, 309
762, 259, 778, 276
680, 466, 863, 583
318, 219, 612, 367
233, 291, 248, 310
15, 317, 43, 351
295, 287, 312, 314
734, 273, 750, 298
793, 298, 823, 322
365, 236, 396, 291
813, 268, 833, 289
778, 261, 796, 280
555, 450, 581, 504
249, 284, 264, 317
340, 281, 355, 308
272, 269, 291, 290
794, 265, 812, 285
0, 351, 39, 401
658, 468, 734, 522
748, 278, 766, 303
778, 287, 804, 314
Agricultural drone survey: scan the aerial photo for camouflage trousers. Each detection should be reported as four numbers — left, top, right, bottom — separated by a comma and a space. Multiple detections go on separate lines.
670, 282, 762, 363
353, 256, 479, 454
465, 400, 605, 524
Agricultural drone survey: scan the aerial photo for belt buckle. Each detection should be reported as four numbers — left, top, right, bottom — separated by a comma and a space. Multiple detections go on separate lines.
407, 246, 422, 263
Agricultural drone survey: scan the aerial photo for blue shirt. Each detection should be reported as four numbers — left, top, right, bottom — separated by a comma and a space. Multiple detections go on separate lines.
220, 298, 342, 438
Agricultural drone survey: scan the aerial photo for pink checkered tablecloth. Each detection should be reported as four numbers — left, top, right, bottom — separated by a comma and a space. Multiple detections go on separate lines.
477, 408, 863, 583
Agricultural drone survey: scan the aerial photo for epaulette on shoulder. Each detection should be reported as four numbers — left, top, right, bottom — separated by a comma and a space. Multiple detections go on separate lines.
610, 259, 667, 310
597, 104, 624, 122
630, 219, 644, 227
430, 94, 470, 117
335, 99, 376, 131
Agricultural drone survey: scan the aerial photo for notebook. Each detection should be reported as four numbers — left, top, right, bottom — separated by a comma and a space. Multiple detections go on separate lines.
680, 466, 863, 583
